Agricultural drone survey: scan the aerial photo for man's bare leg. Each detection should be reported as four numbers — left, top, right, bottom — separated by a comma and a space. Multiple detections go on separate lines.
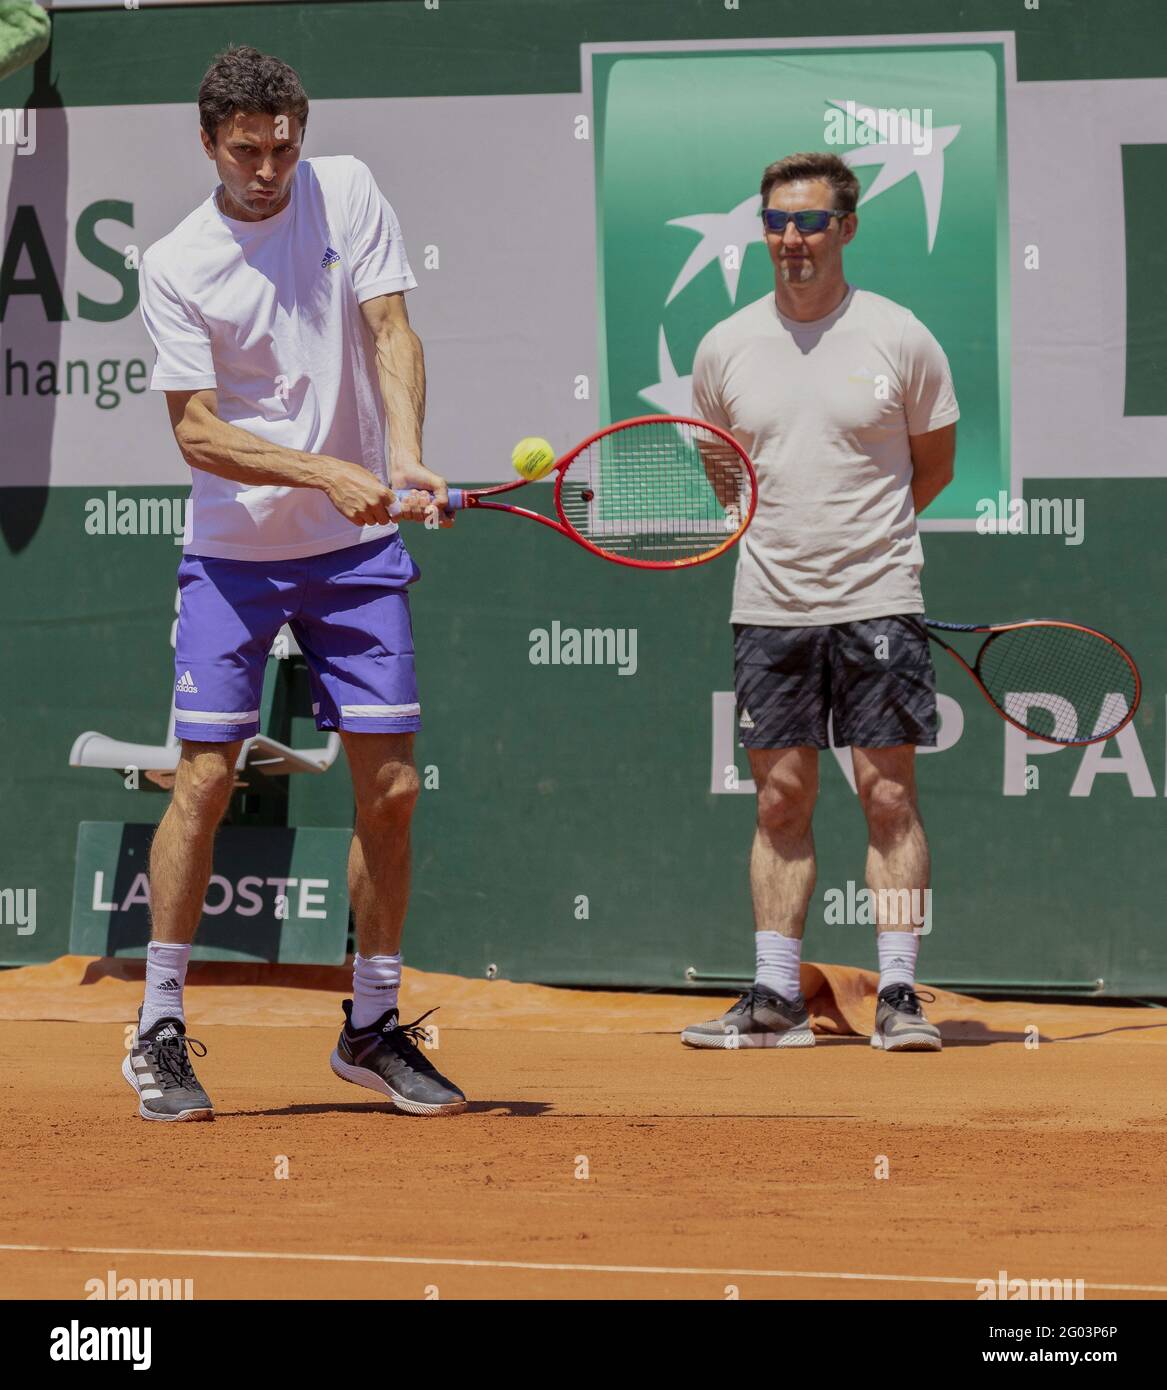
341, 731, 419, 959
681, 746, 819, 1048
852, 743, 941, 1050
149, 740, 242, 944
747, 745, 820, 943
331, 730, 466, 1113
852, 744, 929, 924
127, 740, 239, 1121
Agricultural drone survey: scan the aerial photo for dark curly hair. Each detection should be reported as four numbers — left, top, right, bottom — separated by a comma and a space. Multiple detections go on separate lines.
197, 45, 309, 146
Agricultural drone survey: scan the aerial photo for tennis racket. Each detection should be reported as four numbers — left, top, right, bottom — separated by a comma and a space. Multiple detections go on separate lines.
390, 415, 757, 569
925, 619, 1141, 746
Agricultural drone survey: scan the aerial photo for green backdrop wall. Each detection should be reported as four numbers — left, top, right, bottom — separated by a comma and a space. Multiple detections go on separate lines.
1, 1, 1164, 994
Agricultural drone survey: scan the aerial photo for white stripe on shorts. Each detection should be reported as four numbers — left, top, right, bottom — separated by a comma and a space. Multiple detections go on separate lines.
341, 703, 421, 719
175, 709, 260, 725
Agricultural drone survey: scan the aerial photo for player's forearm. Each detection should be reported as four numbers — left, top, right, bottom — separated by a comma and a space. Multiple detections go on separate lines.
177, 411, 333, 490
909, 425, 957, 514
696, 441, 740, 509
911, 466, 954, 514
373, 324, 426, 482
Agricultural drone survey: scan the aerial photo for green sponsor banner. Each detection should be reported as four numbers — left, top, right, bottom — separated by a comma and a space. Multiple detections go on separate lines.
5, 478, 1164, 994
1122, 143, 1167, 417
593, 43, 1009, 521
1, 1, 1164, 107
70, 822, 351, 963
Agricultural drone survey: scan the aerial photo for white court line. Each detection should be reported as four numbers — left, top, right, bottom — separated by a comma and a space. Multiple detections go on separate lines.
1, 1244, 1164, 1294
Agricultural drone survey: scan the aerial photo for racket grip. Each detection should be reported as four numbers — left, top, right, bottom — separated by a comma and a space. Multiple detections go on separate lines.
389, 487, 463, 518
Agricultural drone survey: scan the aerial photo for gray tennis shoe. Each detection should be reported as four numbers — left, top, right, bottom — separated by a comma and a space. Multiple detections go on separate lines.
870, 984, 943, 1051
331, 1000, 467, 1116
681, 983, 815, 1049
122, 1010, 214, 1121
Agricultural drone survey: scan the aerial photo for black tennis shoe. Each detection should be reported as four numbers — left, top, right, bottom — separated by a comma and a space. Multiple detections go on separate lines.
122, 1010, 214, 1121
330, 999, 467, 1116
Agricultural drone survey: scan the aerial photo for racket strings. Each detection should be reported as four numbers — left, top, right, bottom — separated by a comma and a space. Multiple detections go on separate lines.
559, 420, 753, 563
978, 625, 1138, 742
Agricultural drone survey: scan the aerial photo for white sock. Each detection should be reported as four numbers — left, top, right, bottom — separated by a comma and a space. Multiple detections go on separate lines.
877, 931, 919, 993
351, 952, 403, 1029
140, 941, 191, 1034
755, 931, 802, 1002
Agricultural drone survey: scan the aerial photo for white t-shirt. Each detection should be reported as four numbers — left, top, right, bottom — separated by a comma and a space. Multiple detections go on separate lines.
139, 155, 417, 561
691, 286, 959, 625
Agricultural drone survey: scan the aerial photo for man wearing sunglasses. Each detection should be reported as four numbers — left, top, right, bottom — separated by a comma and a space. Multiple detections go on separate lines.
684, 151, 958, 1054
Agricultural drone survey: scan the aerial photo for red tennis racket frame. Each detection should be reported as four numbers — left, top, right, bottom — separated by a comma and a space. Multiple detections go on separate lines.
925, 619, 1142, 747
452, 415, 758, 570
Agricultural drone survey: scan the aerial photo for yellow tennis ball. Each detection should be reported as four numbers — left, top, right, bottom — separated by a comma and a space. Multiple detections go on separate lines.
512, 436, 557, 481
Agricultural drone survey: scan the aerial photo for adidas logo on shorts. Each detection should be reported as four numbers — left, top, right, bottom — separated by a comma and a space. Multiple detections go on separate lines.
739, 708, 755, 730
176, 670, 198, 694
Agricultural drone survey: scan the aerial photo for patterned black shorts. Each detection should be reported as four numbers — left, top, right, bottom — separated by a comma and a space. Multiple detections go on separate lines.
733, 615, 938, 750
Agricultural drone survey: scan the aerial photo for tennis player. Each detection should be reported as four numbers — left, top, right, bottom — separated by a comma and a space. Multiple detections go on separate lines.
682, 152, 958, 1053
124, 46, 466, 1119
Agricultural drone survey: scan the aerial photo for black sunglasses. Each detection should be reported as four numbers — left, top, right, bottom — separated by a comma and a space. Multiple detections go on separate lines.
761, 209, 849, 234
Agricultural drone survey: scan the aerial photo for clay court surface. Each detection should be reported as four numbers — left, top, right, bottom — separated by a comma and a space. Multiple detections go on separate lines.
1, 958, 1165, 1301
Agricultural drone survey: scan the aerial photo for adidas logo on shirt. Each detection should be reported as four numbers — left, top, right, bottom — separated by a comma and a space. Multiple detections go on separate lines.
321, 245, 341, 269
176, 670, 198, 694
739, 708, 755, 730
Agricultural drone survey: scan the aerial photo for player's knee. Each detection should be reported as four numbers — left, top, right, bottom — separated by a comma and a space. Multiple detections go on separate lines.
360, 764, 421, 828
756, 782, 815, 837
173, 756, 235, 825
858, 778, 916, 835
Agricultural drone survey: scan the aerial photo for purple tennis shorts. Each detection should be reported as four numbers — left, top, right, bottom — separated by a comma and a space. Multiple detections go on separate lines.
173, 534, 422, 742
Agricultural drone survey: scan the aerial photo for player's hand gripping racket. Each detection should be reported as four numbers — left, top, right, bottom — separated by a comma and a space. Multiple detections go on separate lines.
391, 416, 757, 569
925, 619, 1141, 746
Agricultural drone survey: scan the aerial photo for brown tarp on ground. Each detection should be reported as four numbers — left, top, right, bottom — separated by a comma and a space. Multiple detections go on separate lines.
0, 955, 1164, 1043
